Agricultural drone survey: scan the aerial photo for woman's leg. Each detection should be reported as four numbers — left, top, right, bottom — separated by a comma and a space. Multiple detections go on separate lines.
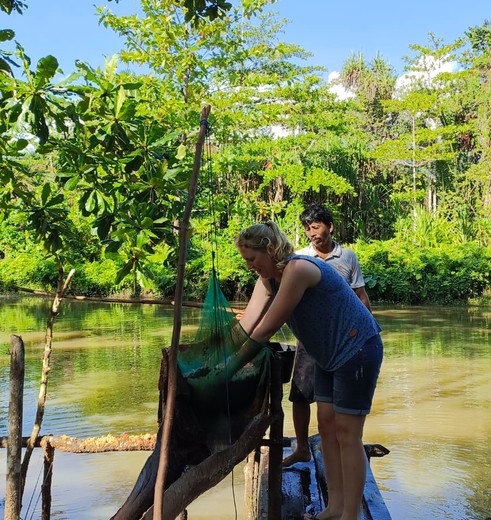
316, 401, 344, 520
330, 335, 383, 519
335, 413, 366, 520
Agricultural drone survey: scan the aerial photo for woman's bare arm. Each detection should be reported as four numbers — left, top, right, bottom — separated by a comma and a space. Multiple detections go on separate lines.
239, 277, 274, 334
221, 259, 320, 379
249, 260, 321, 344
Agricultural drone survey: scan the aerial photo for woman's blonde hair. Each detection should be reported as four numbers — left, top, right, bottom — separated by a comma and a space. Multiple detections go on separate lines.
235, 221, 294, 268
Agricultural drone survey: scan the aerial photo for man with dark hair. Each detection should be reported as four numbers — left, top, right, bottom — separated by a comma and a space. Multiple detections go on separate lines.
283, 203, 372, 467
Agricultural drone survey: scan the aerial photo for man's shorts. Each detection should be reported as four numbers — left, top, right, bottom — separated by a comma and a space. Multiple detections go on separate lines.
288, 342, 315, 404
314, 334, 383, 415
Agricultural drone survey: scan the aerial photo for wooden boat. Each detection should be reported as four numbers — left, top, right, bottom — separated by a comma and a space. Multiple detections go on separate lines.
250, 434, 391, 520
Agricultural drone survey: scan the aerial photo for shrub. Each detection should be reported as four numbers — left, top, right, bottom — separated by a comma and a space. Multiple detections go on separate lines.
70, 259, 129, 297
0, 251, 58, 291
352, 240, 491, 304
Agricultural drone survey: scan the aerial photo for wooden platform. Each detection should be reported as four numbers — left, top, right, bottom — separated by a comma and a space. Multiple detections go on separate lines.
258, 434, 391, 520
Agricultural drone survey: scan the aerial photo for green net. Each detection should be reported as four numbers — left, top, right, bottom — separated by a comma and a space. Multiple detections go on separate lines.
177, 271, 272, 449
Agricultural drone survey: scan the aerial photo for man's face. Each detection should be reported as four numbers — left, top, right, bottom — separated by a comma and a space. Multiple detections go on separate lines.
303, 221, 334, 251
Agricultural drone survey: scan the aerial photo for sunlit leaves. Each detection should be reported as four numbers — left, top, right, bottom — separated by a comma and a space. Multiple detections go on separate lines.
1, 47, 67, 144
26, 183, 69, 256
0, 44, 191, 294
0, 28, 14, 43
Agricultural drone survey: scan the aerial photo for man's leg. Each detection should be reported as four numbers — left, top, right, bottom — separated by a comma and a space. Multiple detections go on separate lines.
284, 344, 315, 466
283, 401, 311, 466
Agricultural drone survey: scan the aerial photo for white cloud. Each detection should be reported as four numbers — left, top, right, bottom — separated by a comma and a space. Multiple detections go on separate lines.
395, 56, 458, 93
327, 71, 355, 101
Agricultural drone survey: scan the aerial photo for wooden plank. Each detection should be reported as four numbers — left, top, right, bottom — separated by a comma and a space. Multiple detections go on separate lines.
308, 435, 391, 520
261, 444, 323, 519
362, 461, 392, 520
281, 469, 306, 519
258, 435, 391, 519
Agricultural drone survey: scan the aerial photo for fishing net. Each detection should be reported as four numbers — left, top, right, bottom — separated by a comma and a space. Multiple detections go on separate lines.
176, 271, 274, 450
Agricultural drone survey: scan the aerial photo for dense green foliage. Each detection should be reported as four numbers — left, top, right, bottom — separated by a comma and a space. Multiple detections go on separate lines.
354, 241, 491, 304
1, 2, 490, 304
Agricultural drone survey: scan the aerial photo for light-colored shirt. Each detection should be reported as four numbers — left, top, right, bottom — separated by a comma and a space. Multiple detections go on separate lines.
295, 241, 365, 289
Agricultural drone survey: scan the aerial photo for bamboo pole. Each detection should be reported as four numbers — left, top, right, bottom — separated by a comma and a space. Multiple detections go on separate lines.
5, 334, 25, 520
153, 105, 211, 520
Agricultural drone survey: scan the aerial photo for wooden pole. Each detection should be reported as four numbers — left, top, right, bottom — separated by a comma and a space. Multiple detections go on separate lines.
267, 354, 284, 519
244, 448, 261, 520
153, 105, 211, 520
41, 443, 55, 520
5, 334, 25, 520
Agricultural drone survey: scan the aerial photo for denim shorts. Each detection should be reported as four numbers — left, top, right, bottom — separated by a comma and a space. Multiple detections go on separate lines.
289, 378, 315, 404
288, 342, 315, 404
314, 334, 383, 415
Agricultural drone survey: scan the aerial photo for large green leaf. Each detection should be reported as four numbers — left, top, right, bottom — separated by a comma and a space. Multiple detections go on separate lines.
115, 259, 134, 285
0, 29, 14, 42
34, 55, 59, 88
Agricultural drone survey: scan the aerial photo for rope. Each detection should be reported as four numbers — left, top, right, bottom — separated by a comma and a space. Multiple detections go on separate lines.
202, 120, 239, 520
22, 450, 49, 520
27, 460, 53, 520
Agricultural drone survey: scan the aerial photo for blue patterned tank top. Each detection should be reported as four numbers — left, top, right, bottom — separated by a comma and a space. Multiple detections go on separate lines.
277, 255, 381, 371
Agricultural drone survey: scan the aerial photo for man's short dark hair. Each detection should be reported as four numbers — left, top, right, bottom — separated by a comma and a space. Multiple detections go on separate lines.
300, 204, 334, 227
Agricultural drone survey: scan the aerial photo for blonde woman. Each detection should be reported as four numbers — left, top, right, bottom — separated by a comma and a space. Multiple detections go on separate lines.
235, 221, 383, 520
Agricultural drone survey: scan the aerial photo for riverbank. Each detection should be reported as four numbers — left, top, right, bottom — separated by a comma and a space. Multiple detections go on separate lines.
3, 284, 491, 309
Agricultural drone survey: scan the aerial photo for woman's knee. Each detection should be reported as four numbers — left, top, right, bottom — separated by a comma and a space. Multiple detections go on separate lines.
316, 402, 336, 437
334, 413, 365, 445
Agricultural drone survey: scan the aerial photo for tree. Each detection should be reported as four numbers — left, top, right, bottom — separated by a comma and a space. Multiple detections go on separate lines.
0, 42, 191, 295
370, 35, 465, 216
461, 20, 491, 237
338, 52, 397, 138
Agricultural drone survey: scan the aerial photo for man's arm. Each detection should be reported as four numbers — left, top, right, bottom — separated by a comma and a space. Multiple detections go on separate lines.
346, 248, 372, 313
353, 286, 372, 313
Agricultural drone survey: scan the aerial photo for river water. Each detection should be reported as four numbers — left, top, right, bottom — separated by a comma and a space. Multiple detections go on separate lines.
0, 296, 490, 519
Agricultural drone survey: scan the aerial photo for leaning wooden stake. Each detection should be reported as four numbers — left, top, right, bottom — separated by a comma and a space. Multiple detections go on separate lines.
267, 355, 284, 519
5, 334, 25, 520
153, 105, 211, 520
20, 267, 76, 495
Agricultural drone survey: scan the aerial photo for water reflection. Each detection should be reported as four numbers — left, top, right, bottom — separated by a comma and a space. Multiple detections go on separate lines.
366, 305, 491, 520
0, 297, 490, 519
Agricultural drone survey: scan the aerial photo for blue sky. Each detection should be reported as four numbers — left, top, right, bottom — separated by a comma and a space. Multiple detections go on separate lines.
3, 0, 490, 78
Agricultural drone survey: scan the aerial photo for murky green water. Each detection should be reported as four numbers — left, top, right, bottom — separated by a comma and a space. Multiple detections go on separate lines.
0, 296, 490, 519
